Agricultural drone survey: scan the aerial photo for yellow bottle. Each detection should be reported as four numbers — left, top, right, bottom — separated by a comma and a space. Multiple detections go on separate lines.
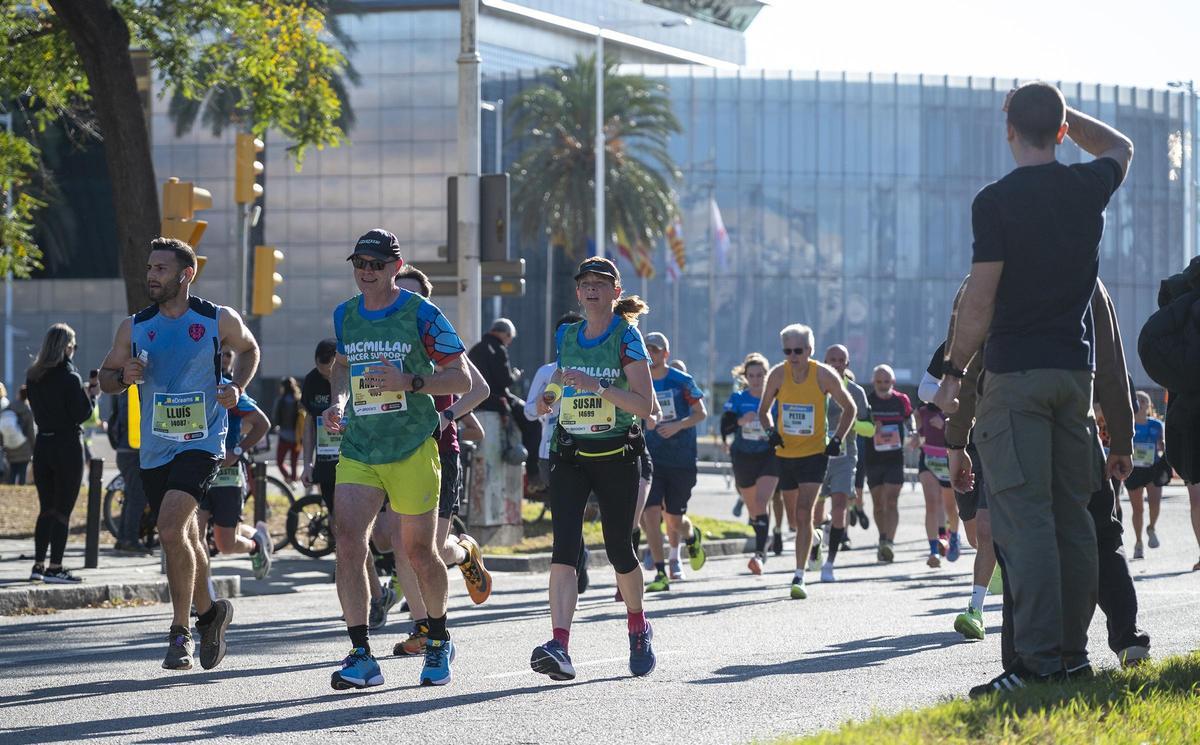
128, 384, 141, 450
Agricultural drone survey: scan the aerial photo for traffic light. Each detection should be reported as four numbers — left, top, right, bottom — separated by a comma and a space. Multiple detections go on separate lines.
161, 177, 212, 275
235, 133, 265, 204
251, 245, 283, 316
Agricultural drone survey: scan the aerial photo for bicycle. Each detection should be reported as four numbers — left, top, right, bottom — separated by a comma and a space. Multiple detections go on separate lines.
104, 451, 294, 553
286, 440, 475, 558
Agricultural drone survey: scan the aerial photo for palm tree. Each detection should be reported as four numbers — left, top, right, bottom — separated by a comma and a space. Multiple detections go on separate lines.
510, 53, 681, 259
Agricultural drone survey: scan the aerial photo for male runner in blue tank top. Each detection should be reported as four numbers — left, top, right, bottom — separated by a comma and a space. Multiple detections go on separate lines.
100, 238, 261, 672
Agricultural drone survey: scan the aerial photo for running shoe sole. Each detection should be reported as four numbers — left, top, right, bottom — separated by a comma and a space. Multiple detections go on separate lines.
331, 671, 385, 690
530, 647, 576, 681
458, 534, 493, 604
748, 556, 763, 575
41, 573, 83, 584
954, 613, 985, 641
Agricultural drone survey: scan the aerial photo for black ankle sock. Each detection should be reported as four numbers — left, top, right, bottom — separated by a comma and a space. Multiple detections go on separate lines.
348, 624, 370, 653
426, 614, 449, 641
828, 526, 846, 563
197, 606, 218, 627
170, 624, 190, 636
655, 561, 666, 575
753, 515, 769, 554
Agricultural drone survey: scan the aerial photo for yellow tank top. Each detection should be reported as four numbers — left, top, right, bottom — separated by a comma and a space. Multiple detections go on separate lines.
776, 359, 827, 458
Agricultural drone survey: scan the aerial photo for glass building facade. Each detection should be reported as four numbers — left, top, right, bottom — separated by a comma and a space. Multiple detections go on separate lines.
490, 67, 1197, 392
4, 1, 1194, 401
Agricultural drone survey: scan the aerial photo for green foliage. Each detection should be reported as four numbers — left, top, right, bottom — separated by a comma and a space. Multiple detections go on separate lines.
0, 128, 45, 278
782, 652, 1200, 745
510, 54, 681, 258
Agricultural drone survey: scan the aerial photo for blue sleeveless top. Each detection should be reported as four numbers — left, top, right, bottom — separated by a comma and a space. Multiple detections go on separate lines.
129, 297, 227, 468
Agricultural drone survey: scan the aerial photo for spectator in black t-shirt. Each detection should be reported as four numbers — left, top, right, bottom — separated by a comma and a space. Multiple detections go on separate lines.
933, 82, 1134, 697
300, 338, 339, 512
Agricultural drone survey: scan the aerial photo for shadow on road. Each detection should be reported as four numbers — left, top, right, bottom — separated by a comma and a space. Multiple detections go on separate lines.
693, 631, 960, 684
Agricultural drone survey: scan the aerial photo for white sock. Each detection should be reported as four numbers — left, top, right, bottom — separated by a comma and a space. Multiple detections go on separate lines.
970, 585, 987, 612
669, 545, 682, 563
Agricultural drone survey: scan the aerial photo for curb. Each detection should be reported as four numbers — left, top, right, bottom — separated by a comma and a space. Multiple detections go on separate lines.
483, 536, 754, 573
0, 575, 240, 615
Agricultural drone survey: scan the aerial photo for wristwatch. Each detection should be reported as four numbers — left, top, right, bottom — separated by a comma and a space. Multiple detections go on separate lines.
233, 446, 244, 457
597, 379, 612, 395
442, 409, 455, 423
943, 361, 966, 379
411, 375, 425, 392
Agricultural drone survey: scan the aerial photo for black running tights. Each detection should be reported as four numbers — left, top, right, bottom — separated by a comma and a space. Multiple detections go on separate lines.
550, 454, 640, 574
32, 434, 85, 566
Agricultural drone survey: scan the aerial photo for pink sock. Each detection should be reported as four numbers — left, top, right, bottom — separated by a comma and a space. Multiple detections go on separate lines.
552, 627, 570, 651
627, 610, 647, 635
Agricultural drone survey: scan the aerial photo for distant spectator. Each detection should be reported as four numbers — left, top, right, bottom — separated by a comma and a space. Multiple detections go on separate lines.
273, 376, 302, 483
2, 384, 36, 485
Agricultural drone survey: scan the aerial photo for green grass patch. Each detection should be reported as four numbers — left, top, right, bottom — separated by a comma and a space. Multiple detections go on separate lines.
483, 500, 752, 555
782, 652, 1200, 745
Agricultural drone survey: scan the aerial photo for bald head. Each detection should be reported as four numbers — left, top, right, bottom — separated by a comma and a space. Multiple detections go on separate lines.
824, 344, 849, 376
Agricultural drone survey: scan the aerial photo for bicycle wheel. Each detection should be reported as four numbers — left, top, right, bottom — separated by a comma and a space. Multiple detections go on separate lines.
103, 484, 124, 539
286, 494, 335, 558
240, 475, 295, 552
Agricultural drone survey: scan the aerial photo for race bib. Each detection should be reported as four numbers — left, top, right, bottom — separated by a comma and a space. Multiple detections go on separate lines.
656, 389, 678, 423
559, 391, 616, 435
316, 416, 342, 458
874, 423, 901, 452
924, 446, 950, 481
211, 465, 244, 489
780, 403, 815, 437
152, 392, 208, 443
1133, 442, 1156, 468
350, 361, 408, 416
741, 419, 768, 441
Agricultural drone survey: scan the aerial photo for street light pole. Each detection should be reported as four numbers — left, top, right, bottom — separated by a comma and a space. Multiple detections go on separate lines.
457, 0, 483, 345
595, 30, 606, 259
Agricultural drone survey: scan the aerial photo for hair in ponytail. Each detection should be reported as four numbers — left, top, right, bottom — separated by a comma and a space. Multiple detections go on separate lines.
614, 295, 649, 322
731, 352, 769, 389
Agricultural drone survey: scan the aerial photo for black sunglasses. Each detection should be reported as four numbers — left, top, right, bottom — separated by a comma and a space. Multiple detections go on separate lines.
350, 256, 391, 271
782, 347, 808, 356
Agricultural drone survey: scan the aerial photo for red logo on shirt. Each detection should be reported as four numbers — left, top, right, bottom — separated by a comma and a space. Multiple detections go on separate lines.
147, 330, 156, 342
188, 323, 205, 342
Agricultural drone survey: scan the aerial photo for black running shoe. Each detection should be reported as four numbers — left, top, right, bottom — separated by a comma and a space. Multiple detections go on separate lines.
969, 662, 1054, 699
856, 507, 871, 531
848, 509, 858, 527
162, 627, 194, 670
771, 531, 784, 557
196, 599, 233, 670
42, 567, 82, 584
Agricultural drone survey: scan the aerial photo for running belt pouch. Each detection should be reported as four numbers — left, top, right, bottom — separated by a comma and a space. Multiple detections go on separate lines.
556, 427, 639, 463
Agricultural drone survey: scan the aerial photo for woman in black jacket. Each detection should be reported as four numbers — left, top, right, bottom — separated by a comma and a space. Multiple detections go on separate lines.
25, 323, 98, 584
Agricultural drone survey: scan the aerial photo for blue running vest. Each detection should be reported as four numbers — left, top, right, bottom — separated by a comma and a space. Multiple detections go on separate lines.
129, 297, 227, 468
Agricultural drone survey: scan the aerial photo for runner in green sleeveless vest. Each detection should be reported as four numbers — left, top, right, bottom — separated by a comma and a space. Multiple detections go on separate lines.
321, 230, 471, 691
529, 257, 659, 682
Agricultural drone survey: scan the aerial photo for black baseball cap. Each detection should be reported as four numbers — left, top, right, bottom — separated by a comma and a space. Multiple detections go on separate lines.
347, 228, 402, 262
573, 256, 621, 283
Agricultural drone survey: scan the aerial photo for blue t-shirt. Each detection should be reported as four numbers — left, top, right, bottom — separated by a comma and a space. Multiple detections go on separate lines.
723, 389, 772, 455
1132, 417, 1163, 468
222, 377, 257, 450
646, 367, 704, 469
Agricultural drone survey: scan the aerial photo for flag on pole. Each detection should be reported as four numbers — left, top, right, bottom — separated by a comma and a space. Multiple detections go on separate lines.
616, 226, 655, 279
710, 198, 730, 270
666, 215, 685, 282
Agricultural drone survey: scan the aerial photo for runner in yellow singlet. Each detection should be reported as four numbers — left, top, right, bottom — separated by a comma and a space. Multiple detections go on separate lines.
757, 324, 856, 599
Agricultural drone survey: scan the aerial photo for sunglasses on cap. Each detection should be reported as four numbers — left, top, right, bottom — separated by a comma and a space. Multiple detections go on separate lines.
350, 256, 393, 271
782, 347, 808, 356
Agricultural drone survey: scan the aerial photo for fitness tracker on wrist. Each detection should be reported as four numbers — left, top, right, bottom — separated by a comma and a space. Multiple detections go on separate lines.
411, 375, 425, 392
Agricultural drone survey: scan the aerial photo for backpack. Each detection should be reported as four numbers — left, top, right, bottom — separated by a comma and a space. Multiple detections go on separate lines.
0, 409, 27, 451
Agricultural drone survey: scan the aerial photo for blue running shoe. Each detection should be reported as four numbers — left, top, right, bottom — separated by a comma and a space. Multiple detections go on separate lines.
947, 532, 961, 562
530, 639, 576, 681
629, 623, 656, 677
420, 638, 456, 686
331, 647, 383, 690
